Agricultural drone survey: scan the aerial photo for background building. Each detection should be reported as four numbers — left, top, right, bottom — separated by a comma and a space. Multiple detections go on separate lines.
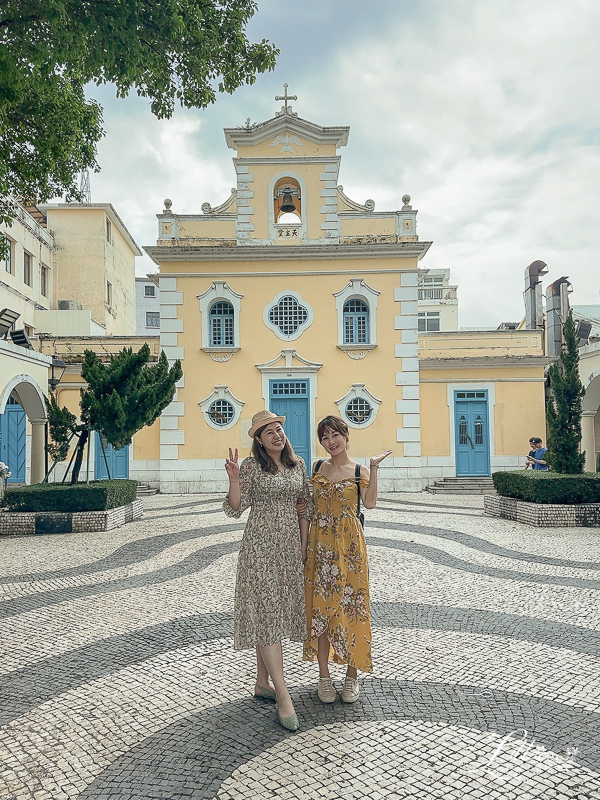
135, 276, 160, 335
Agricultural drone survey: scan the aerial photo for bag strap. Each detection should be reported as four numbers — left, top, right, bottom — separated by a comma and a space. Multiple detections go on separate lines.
312, 459, 325, 476
355, 463, 362, 518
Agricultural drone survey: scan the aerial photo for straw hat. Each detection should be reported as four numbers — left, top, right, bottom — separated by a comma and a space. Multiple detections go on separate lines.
248, 410, 286, 438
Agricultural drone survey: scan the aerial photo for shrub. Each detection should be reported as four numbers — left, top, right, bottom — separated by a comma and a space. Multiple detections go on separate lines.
2, 480, 138, 512
492, 471, 600, 505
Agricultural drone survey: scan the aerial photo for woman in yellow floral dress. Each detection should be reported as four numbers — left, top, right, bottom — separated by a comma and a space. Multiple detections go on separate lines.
303, 415, 391, 704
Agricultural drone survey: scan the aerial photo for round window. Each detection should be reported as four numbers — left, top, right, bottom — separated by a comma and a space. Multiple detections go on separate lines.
208, 399, 235, 426
345, 397, 372, 425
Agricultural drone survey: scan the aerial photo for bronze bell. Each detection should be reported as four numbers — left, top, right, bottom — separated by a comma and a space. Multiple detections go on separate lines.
279, 190, 297, 214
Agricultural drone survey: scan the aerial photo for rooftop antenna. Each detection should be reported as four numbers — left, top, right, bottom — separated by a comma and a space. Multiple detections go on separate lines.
79, 168, 91, 204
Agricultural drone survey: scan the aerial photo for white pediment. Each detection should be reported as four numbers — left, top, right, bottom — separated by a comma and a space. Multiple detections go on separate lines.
224, 114, 349, 151
255, 348, 323, 372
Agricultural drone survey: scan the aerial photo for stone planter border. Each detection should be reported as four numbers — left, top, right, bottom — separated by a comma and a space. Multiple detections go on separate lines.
0, 500, 143, 536
484, 494, 600, 527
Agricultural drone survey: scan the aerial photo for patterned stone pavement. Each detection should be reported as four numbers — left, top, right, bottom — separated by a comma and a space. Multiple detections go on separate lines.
0, 493, 599, 800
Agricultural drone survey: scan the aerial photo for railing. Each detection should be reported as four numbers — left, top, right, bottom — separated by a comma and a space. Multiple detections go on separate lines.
418, 286, 457, 301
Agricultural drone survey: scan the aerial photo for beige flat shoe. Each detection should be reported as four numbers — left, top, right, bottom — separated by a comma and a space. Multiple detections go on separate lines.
317, 677, 337, 704
341, 677, 359, 703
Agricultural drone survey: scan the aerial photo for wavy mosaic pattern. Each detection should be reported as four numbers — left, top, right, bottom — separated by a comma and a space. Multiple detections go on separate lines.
1, 492, 599, 800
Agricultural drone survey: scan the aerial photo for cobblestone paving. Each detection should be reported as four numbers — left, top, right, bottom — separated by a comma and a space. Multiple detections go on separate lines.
1, 493, 599, 799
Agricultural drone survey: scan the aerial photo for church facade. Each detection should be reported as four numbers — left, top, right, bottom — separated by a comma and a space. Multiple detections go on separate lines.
144, 93, 549, 492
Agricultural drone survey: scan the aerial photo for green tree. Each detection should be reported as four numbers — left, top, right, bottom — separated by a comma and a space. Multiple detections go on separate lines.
46, 344, 182, 483
0, 0, 278, 229
45, 393, 79, 463
545, 311, 586, 474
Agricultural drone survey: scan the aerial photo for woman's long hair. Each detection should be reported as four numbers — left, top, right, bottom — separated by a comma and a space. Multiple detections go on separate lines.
252, 425, 300, 473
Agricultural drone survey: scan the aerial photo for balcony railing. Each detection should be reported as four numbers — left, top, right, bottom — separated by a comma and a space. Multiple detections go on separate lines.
418, 286, 457, 301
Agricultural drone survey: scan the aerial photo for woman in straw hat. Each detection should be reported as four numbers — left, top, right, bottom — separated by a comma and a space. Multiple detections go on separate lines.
224, 409, 311, 732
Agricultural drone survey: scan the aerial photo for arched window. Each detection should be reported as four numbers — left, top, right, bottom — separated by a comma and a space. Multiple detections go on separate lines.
209, 301, 234, 347
343, 299, 369, 344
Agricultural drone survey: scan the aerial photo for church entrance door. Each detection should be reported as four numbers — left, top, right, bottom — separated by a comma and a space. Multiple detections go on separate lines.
269, 379, 310, 466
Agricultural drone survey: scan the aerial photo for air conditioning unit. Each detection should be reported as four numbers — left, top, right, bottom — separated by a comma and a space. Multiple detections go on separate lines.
58, 299, 78, 311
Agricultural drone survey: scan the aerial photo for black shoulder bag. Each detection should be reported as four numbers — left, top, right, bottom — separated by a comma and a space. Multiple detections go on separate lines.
355, 464, 365, 528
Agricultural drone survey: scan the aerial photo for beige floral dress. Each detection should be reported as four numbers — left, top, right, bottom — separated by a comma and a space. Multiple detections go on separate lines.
303, 472, 373, 672
223, 457, 310, 650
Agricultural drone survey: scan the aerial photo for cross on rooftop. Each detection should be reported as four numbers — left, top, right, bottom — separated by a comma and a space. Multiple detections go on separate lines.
275, 83, 297, 113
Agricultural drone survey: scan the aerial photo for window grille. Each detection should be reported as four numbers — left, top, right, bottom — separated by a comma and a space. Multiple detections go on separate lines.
208, 399, 235, 426
474, 416, 484, 445
343, 299, 369, 344
345, 397, 372, 424
268, 295, 308, 336
458, 415, 468, 445
209, 301, 234, 346
271, 381, 308, 396
146, 311, 160, 328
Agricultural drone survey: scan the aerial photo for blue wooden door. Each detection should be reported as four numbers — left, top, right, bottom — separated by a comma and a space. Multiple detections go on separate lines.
269, 380, 310, 465
454, 391, 490, 476
94, 431, 129, 479
0, 399, 26, 483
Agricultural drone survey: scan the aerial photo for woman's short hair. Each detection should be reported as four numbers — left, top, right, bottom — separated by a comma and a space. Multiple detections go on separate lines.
317, 415, 349, 442
251, 423, 300, 473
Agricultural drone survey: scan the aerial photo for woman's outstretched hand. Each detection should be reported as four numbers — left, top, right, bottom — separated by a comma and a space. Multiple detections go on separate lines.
370, 450, 393, 467
225, 448, 239, 481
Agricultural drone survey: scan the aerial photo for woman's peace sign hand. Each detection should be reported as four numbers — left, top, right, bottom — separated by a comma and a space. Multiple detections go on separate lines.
225, 447, 239, 480
369, 449, 393, 468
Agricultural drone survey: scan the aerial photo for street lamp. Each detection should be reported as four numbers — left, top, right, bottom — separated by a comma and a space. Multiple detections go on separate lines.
48, 357, 66, 392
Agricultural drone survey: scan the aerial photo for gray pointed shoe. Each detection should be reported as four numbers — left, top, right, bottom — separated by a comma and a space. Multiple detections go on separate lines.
275, 703, 299, 732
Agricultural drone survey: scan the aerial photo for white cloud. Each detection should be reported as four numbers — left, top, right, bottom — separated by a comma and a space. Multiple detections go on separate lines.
76, 0, 600, 321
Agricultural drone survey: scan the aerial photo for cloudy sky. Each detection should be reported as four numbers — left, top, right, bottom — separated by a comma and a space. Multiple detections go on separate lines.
84, 0, 599, 327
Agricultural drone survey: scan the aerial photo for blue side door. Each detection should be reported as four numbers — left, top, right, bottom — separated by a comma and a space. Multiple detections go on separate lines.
454, 391, 490, 477
0, 399, 26, 483
94, 431, 129, 479
269, 380, 310, 465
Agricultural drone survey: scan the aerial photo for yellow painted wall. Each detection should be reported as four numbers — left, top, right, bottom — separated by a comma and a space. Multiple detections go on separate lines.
178, 218, 235, 240
45, 207, 137, 335
340, 217, 397, 237
163, 260, 418, 461
419, 366, 547, 457
235, 141, 338, 159
419, 331, 544, 358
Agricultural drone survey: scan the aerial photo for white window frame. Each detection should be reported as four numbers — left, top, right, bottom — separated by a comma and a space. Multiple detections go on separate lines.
146, 310, 160, 328
263, 290, 314, 342
144, 284, 156, 297
199, 385, 244, 431
197, 281, 243, 350
336, 383, 382, 429
418, 311, 440, 331
334, 278, 379, 349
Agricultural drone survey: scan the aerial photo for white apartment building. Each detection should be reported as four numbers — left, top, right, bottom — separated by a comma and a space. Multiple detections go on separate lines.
418, 268, 458, 331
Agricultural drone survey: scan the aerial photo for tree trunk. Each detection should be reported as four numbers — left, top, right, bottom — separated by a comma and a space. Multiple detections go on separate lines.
71, 428, 89, 484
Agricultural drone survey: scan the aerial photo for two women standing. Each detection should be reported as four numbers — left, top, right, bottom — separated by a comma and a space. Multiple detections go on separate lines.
224, 409, 390, 731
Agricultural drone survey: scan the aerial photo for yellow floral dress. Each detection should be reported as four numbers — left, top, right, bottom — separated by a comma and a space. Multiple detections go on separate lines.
303, 472, 372, 672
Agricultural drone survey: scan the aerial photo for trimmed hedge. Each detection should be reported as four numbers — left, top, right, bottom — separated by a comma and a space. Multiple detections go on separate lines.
492, 470, 600, 505
1, 480, 138, 512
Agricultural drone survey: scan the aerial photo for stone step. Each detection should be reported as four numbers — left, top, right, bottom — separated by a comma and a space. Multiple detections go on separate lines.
426, 486, 495, 495
136, 483, 159, 496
